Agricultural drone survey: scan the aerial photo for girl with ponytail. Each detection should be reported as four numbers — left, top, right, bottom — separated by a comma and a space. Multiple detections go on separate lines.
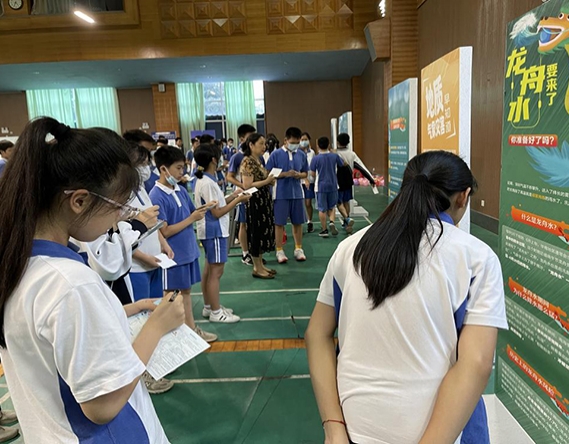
0, 117, 183, 443
306, 151, 508, 444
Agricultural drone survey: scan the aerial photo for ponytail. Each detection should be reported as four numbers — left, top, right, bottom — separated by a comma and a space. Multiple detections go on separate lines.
353, 150, 476, 308
194, 143, 221, 179
0, 117, 138, 348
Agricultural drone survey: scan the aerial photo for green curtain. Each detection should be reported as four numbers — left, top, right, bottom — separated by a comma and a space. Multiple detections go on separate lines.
26, 89, 76, 127
224, 81, 257, 141
176, 83, 205, 144
75, 87, 121, 133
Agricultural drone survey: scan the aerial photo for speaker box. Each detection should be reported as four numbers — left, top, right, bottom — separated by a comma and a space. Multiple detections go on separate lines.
158, 83, 166, 93
364, 19, 391, 62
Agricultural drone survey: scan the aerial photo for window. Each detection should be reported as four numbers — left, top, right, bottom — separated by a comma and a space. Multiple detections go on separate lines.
31, 0, 124, 15
203, 80, 265, 139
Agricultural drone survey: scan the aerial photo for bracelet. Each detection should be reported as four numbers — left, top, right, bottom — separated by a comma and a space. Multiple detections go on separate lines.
322, 419, 346, 427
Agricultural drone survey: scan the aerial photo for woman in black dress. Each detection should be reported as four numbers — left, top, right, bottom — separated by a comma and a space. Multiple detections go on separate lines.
240, 133, 277, 279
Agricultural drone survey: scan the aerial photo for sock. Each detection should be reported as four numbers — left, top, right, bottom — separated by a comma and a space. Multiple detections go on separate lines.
212, 308, 222, 315
295, 244, 302, 250
277, 247, 283, 252
204, 304, 211, 310
242, 251, 249, 257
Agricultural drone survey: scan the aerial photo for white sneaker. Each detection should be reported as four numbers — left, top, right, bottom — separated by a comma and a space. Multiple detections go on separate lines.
209, 308, 241, 324
329, 222, 338, 236
0, 409, 17, 425
276, 250, 288, 264
202, 305, 234, 318
294, 248, 306, 261
194, 326, 218, 343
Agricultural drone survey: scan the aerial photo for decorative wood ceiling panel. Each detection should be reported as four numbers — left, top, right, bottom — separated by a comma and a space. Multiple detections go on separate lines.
266, 0, 353, 34
160, 0, 248, 39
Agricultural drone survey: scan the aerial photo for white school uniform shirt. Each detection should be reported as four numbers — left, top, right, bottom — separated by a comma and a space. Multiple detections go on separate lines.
194, 172, 229, 239
303, 148, 316, 184
317, 214, 508, 444
1, 240, 169, 444
131, 185, 162, 273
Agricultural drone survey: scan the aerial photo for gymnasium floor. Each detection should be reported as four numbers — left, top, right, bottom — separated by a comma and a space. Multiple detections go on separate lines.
0, 187, 506, 444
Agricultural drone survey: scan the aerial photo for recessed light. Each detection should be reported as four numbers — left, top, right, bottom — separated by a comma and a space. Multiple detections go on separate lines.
33, 72, 40, 75
200, 65, 207, 69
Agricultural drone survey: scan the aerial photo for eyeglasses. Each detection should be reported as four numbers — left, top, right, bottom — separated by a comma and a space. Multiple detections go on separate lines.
64, 190, 140, 220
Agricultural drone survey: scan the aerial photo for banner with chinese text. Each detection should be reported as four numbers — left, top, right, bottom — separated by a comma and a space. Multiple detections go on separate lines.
497, 2, 569, 443
388, 79, 418, 202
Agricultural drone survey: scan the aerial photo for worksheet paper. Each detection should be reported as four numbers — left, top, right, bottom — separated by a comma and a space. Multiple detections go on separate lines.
243, 187, 258, 195
128, 311, 210, 380
155, 253, 177, 269
269, 168, 282, 177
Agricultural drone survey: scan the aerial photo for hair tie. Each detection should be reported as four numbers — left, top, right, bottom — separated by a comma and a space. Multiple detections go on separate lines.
197, 166, 205, 171
52, 123, 71, 141
415, 173, 429, 182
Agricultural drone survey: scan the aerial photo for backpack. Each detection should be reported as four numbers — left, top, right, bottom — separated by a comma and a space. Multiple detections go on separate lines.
337, 164, 353, 191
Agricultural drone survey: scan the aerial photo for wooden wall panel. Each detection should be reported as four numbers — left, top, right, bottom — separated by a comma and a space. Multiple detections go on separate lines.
418, 0, 542, 219
0, 0, 376, 65
117, 88, 156, 135
152, 84, 180, 134
351, 76, 363, 157
264, 80, 352, 144
0, 93, 29, 136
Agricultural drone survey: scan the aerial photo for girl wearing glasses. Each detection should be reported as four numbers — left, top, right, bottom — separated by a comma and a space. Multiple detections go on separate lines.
0, 117, 183, 443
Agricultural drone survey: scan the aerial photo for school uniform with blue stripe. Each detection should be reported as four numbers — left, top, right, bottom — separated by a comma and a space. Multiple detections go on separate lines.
1, 240, 169, 443
318, 213, 508, 444
310, 152, 344, 212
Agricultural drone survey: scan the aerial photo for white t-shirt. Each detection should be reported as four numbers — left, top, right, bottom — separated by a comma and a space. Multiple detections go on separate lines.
2, 240, 169, 444
194, 172, 229, 240
131, 186, 162, 273
317, 216, 508, 444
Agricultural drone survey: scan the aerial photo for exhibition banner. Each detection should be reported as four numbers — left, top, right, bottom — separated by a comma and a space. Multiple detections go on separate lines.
388, 78, 418, 202
497, 2, 569, 442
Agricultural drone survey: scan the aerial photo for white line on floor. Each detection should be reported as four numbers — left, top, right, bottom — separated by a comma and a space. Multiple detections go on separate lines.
191, 288, 319, 297
364, 216, 373, 225
171, 374, 311, 384
0, 392, 11, 405
195, 316, 311, 324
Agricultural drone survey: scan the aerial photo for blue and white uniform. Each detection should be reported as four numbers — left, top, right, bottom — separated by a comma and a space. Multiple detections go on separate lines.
149, 182, 201, 290
228, 151, 247, 223
317, 213, 508, 444
302, 148, 316, 200
266, 147, 308, 226
310, 152, 344, 212
194, 173, 229, 264
2, 240, 169, 444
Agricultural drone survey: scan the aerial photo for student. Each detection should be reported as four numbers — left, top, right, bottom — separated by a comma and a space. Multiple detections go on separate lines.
310, 137, 344, 238
123, 130, 160, 194
186, 137, 198, 165
149, 147, 217, 343
0, 117, 185, 443
335, 133, 375, 234
226, 124, 256, 265
175, 137, 184, 150
266, 127, 308, 263
306, 151, 507, 444
0, 140, 15, 179
300, 132, 316, 233
156, 137, 169, 148
194, 144, 250, 322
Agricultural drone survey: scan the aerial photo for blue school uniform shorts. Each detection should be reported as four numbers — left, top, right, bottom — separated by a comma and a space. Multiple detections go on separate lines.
163, 259, 201, 291
317, 191, 339, 213
202, 237, 228, 264
274, 199, 306, 226
302, 183, 315, 200
130, 268, 164, 301
236, 203, 247, 223
337, 189, 353, 204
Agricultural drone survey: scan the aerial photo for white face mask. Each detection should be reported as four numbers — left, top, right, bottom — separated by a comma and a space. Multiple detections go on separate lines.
137, 165, 151, 182
287, 143, 300, 152
300, 140, 309, 148
217, 157, 224, 168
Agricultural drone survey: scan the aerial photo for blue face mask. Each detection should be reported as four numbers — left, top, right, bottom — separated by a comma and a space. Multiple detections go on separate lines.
287, 143, 300, 152
163, 168, 178, 186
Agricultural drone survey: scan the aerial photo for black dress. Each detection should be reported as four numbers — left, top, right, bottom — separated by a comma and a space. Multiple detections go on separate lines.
240, 156, 275, 257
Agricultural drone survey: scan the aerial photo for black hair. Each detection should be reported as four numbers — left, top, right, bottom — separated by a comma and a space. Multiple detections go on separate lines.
285, 127, 302, 140
265, 133, 280, 155
200, 134, 215, 144
220, 138, 227, 143
157, 137, 169, 145
243, 133, 265, 157
194, 144, 221, 179
228, 138, 234, 143
337, 133, 350, 147
237, 124, 256, 139
126, 142, 151, 167
123, 129, 155, 145
0, 141, 14, 153
317, 137, 330, 150
301, 132, 311, 140
353, 151, 477, 309
0, 118, 139, 348
175, 137, 182, 142
191, 137, 200, 144
154, 145, 186, 170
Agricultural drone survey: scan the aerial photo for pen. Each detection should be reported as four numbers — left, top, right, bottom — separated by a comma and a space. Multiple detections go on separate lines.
169, 289, 180, 302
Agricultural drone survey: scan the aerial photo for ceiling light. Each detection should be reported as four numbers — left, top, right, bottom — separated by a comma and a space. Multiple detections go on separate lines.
378, 0, 386, 18
74, 10, 95, 24
200, 65, 207, 69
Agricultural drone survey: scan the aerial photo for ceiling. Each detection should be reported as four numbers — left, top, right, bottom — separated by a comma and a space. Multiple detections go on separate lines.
0, 50, 371, 92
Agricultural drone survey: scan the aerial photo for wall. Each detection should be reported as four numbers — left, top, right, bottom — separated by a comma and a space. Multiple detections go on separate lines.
360, 60, 386, 174
418, 0, 542, 219
264, 80, 352, 144
117, 88, 156, 134
0, 92, 29, 136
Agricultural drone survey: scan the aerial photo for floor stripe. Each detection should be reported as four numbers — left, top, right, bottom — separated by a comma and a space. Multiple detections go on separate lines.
171, 374, 310, 384
0, 392, 11, 405
192, 288, 319, 297
196, 315, 310, 323
364, 215, 373, 225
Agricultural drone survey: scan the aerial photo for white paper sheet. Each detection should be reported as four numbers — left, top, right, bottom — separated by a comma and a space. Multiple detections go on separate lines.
243, 187, 258, 195
128, 311, 210, 380
155, 253, 177, 269
269, 168, 282, 177
372, 186, 379, 195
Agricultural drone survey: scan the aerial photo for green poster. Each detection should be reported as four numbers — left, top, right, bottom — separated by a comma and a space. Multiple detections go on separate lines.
498, 2, 569, 442
388, 79, 417, 202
